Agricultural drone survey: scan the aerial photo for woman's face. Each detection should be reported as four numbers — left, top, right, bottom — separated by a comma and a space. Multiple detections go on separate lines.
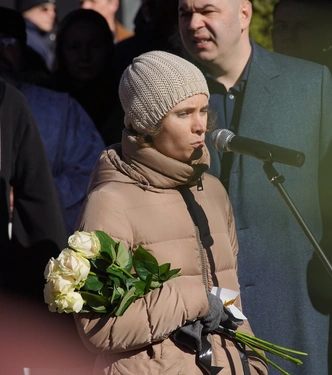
151, 94, 208, 163
61, 19, 109, 82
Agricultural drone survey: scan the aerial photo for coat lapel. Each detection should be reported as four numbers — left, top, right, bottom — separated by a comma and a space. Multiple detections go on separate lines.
238, 42, 280, 138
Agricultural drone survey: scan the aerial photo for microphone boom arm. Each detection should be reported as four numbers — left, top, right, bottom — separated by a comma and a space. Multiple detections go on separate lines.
263, 162, 332, 278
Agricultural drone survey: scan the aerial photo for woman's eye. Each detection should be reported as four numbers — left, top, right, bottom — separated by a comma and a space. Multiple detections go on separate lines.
177, 111, 188, 118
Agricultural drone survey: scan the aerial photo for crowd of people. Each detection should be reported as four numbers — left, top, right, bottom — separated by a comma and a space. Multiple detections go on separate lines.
0, 0, 331, 374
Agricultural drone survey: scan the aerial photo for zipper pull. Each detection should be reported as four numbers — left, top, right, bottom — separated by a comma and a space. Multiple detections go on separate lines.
197, 176, 203, 191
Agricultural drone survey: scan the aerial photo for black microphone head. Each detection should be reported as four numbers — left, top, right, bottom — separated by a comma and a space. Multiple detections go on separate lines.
210, 129, 235, 152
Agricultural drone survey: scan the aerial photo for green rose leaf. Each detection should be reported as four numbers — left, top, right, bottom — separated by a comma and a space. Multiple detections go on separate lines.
95, 230, 117, 260
89, 306, 108, 313
143, 274, 153, 293
83, 274, 104, 292
100, 284, 112, 298
108, 275, 121, 287
80, 291, 110, 311
128, 279, 146, 296
133, 246, 159, 281
111, 285, 123, 304
100, 249, 113, 264
107, 264, 128, 282
159, 263, 170, 276
115, 242, 133, 272
159, 268, 181, 282
114, 287, 138, 316
150, 280, 162, 289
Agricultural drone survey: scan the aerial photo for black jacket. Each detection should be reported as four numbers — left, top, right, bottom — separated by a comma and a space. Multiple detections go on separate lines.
0, 79, 67, 301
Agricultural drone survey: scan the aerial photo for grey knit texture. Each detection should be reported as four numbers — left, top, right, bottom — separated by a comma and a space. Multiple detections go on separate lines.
119, 51, 210, 135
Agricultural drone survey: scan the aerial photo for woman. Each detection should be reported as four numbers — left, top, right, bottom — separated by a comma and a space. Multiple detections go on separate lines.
46, 9, 124, 146
75, 51, 268, 375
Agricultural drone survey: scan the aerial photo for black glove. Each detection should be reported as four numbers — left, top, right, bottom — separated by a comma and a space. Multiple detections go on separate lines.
172, 319, 204, 352
172, 292, 244, 351
201, 292, 228, 333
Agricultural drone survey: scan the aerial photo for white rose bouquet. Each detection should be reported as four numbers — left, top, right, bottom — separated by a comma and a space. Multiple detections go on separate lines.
44, 230, 181, 315
44, 231, 306, 375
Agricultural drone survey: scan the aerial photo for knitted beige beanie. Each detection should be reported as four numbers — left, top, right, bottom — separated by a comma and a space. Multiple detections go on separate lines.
119, 50, 210, 135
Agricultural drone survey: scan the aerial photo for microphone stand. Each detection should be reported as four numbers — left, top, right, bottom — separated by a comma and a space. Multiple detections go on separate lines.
263, 162, 332, 278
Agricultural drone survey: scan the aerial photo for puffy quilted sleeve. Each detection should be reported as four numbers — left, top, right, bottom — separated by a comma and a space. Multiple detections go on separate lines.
74, 276, 209, 353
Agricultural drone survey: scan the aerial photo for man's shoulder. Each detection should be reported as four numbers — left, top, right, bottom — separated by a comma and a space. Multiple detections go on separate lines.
252, 41, 325, 76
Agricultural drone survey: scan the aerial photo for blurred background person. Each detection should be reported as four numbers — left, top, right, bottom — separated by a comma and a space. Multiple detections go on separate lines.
0, 3, 49, 84
0, 6, 105, 235
0, 77, 66, 302
272, 0, 332, 71
0, 76, 95, 374
114, 0, 192, 83
46, 8, 124, 146
16, 0, 57, 72
79, 0, 133, 42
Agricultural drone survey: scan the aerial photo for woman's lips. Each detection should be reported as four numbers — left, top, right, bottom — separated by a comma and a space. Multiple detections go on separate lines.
191, 141, 204, 148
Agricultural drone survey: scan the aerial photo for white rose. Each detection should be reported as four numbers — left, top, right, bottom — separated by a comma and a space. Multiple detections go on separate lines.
45, 274, 76, 295
56, 249, 90, 285
68, 231, 101, 259
44, 282, 58, 312
44, 257, 56, 280
56, 291, 85, 313
44, 279, 75, 313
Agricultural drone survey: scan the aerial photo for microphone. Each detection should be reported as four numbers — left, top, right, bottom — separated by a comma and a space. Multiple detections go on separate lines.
210, 129, 305, 167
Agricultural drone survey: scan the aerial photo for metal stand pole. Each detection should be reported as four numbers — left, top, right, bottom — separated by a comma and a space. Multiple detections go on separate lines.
263, 162, 332, 278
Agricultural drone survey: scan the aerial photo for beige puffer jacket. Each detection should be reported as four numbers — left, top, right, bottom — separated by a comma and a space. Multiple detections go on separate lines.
74, 130, 268, 375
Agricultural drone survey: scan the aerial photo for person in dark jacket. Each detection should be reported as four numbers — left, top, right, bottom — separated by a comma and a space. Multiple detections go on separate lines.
16, 0, 57, 71
46, 9, 124, 146
272, 0, 332, 72
0, 6, 105, 235
79, 0, 133, 43
0, 78, 67, 301
0, 78, 96, 374
178, 0, 332, 374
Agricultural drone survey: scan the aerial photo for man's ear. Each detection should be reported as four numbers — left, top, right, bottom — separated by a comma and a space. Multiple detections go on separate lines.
239, 0, 252, 31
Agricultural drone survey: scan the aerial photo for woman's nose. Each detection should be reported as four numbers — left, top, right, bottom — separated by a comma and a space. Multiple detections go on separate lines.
193, 115, 207, 134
